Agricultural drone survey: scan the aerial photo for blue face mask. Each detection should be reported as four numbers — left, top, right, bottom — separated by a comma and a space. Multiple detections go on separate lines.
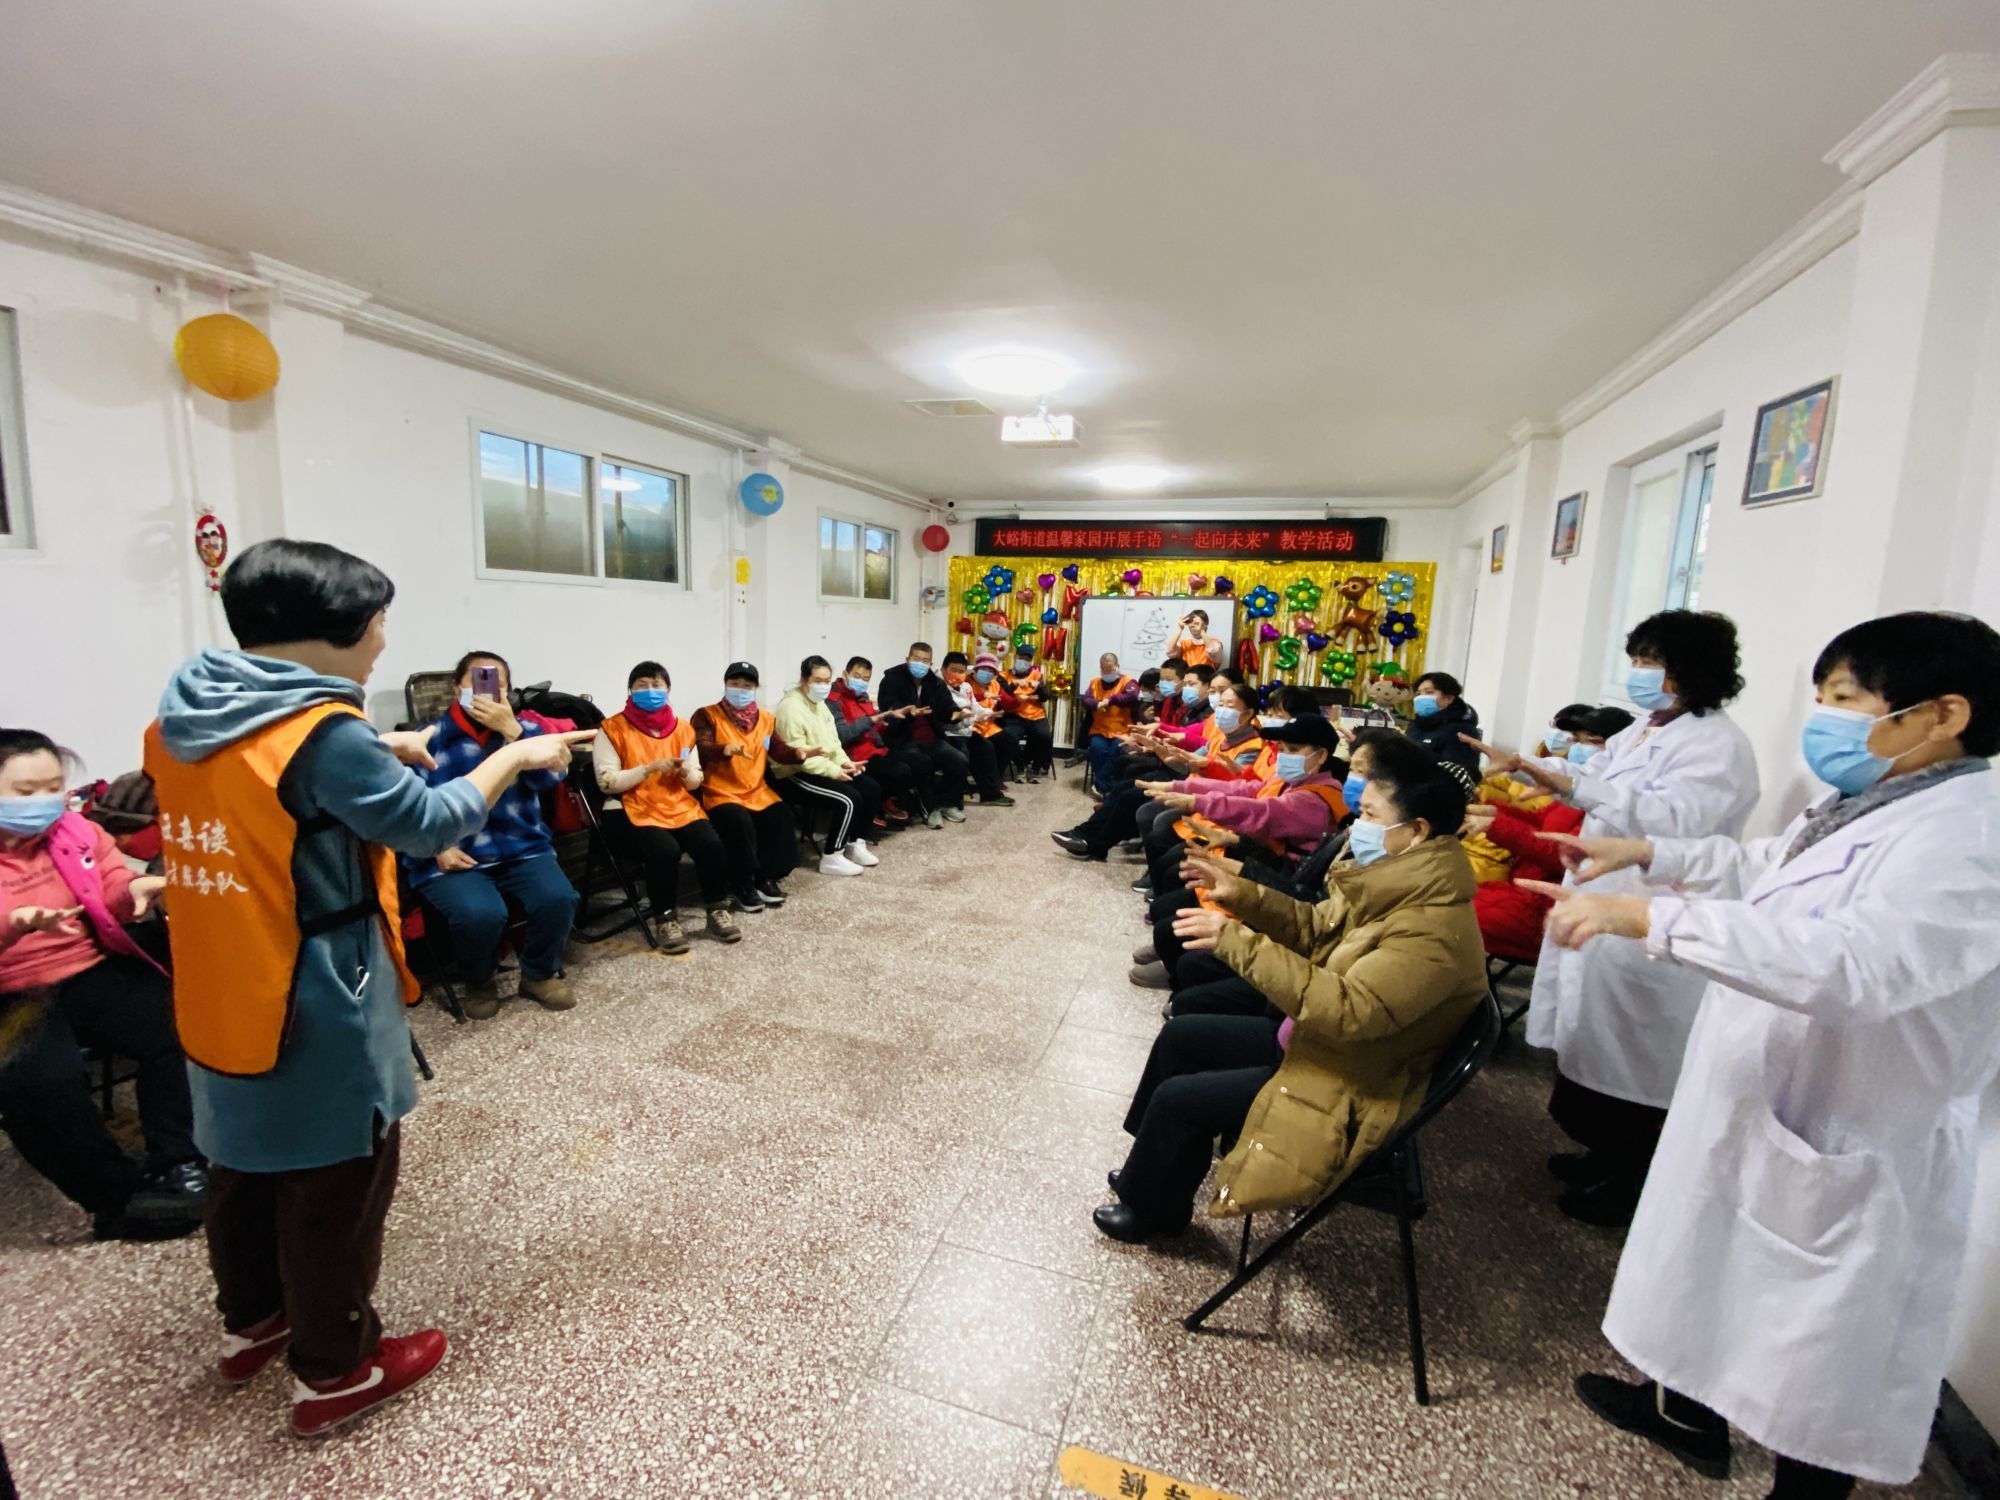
1347, 817, 1406, 867
1626, 664, 1676, 711
1566, 742, 1599, 765
846, 676, 870, 697
1179, 682, 1200, 705
1543, 729, 1573, 754
1801, 704, 1919, 796
1412, 693, 1440, 718
907, 661, 930, 679
808, 682, 832, 703
457, 689, 475, 710
1342, 773, 1367, 809
974, 668, 995, 684
0, 793, 66, 838
1275, 750, 1310, 783
1100, 670, 1120, 683
724, 686, 757, 709
1212, 706, 1242, 733
630, 688, 668, 712
1015, 656, 1034, 673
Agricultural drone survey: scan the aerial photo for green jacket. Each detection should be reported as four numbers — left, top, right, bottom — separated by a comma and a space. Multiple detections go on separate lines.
1209, 836, 1487, 1216
771, 686, 850, 780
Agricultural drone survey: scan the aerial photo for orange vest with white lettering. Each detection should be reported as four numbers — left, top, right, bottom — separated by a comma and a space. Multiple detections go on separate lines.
697, 704, 781, 812
141, 703, 417, 1078
601, 714, 707, 829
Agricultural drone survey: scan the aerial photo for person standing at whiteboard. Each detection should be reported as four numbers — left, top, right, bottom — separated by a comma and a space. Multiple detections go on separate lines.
1168, 610, 1221, 669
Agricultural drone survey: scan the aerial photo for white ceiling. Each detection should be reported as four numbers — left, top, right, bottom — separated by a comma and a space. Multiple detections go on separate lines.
3, 1, 1998, 504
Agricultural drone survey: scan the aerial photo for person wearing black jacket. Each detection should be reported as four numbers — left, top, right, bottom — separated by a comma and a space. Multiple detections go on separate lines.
874, 643, 970, 827
1407, 671, 1481, 777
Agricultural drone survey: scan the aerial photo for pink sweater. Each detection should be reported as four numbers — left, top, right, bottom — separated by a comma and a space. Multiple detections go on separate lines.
0, 820, 139, 993
1170, 771, 1343, 850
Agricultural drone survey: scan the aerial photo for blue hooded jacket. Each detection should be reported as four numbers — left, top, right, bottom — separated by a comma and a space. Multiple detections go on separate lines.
156, 649, 488, 1171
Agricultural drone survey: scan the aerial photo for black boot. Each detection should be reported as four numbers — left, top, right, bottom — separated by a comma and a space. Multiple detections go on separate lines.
1558, 1167, 1645, 1227
1768, 1456, 1856, 1500
1547, 1150, 1617, 1187
1575, 1374, 1730, 1481
1091, 1202, 1190, 1244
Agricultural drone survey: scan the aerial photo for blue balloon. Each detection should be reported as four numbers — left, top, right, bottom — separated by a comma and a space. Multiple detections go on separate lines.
1041, 607, 1059, 625
739, 472, 785, 516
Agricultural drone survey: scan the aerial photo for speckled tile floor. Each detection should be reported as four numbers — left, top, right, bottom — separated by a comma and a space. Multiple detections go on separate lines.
0, 774, 1968, 1499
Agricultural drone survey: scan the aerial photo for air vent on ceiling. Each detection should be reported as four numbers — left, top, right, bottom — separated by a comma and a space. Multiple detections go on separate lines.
904, 397, 996, 418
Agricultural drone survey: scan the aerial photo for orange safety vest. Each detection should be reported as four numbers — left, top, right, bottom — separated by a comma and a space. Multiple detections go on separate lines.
1002, 666, 1046, 721
1170, 633, 1221, 668
697, 704, 780, 812
1174, 778, 1348, 852
971, 677, 1006, 737
1199, 720, 1266, 781
141, 702, 417, 1078
601, 714, 707, 829
1088, 675, 1138, 738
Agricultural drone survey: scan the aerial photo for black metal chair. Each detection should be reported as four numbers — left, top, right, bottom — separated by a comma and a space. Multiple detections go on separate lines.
1485, 955, 1534, 1033
1183, 989, 1505, 1405
75, 1046, 138, 1118
561, 782, 658, 948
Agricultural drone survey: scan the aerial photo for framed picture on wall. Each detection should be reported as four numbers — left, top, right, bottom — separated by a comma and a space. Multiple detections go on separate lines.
1550, 492, 1586, 561
1489, 524, 1507, 573
1743, 376, 1837, 507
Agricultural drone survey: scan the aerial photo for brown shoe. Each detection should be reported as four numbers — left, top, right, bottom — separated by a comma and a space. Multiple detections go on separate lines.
1128, 960, 1171, 990
518, 975, 577, 1011
706, 906, 743, 944
1131, 941, 1158, 966
459, 977, 501, 1020
655, 913, 691, 955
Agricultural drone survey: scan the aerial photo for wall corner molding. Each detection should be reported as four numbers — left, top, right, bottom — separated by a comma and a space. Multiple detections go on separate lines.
0, 181, 265, 290
247, 254, 375, 315
1449, 448, 1522, 507
1825, 51, 2000, 187
1505, 418, 1560, 447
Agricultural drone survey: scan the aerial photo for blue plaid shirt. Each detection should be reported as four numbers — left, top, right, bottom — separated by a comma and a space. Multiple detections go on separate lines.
404, 709, 562, 885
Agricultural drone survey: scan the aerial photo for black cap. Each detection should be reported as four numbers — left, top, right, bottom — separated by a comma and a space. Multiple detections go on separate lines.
724, 661, 759, 684
1258, 715, 1342, 751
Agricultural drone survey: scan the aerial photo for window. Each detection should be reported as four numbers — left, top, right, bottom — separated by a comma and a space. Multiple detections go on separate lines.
473, 428, 687, 587
1604, 441, 1719, 696
0, 308, 30, 549
818, 513, 897, 602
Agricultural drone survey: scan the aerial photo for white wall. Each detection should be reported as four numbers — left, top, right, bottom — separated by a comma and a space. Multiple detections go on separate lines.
0, 230, 927, 772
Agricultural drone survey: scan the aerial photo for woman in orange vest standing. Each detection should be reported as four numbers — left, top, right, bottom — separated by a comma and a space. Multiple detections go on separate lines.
146, 539, 590, 1439
592, 661, 743, 952
689, 661, 804, 913
1081, 652, 1143, 795
1167, 609, 1222, 669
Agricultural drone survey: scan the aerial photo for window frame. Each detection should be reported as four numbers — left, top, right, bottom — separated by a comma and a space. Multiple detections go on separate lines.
0, 307, 33, 552
467, 420, 690, 591
1600, 436, 1722, 702
815, 507, 900, 606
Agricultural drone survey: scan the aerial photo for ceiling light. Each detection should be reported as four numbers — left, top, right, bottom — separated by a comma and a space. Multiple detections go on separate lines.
954, 350, 1074, 397
600, 475, 644, 492
1097, 465, 1167, 491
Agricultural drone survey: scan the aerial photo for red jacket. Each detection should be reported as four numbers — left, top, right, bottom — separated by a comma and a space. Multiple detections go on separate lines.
1474, 800, 1584, 963
826, 680, 887, 763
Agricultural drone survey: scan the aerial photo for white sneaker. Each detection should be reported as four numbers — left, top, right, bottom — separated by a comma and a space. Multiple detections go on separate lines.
818, 851, 865, 877
844, 840, 880, 868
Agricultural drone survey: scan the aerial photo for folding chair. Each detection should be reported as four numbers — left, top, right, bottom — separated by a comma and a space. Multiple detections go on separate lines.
399, 879, 467, 1023
76, 1046, 138, 1119
1484, 954, 1534, 1033
401, 671, 457, 732
1184, 990, 1505, 1405
562, 783, 658, 947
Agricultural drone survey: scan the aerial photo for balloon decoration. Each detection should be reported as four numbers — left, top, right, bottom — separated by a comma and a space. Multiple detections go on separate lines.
1061, 584, 1086, 620
1015, 586, 1035, 605
1043, 627, 1070, 661
920, 584, 947, 609
1326, 649, 1358, 684
962, 584, 991, 612
982, 564, 1016, 597
738, 472, 785, 516
921, 523, 951, 552
1235, 638, 1261, 677
1011, 623, 1038, 653
1037, 572, 1056, 591
1041, 607, 1059, 625
1381, 609, 1421, 647
1283, 578, 1324, 613
979, 610, 1011, 645
194, 511, 229, 592
1291, 614, 1319, 638
1378, 570, 1417, 606
1274, 637, 1303, 671
1243, 584, 1281, 619
1186, 573, 1208, 594
1306, 632, 1330, 653
174, 313, 280, 402
1213, 576, 1235, 597
954, 615, 974, 635
1120, 567, 1144, 588
1258, 621, 1281, 643
1061, 563, 1081, 582
1335, 604, 1379, 649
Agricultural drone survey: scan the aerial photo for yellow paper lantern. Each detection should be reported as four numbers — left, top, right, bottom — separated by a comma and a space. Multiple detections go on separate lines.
173, 313, 281, 402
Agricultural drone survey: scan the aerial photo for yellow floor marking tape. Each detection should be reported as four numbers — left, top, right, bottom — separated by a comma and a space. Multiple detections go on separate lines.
1057, 1446, 1245, 1500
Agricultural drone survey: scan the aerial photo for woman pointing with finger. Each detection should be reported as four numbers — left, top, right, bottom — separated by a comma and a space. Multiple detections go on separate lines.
1526, 611, 2000, 1499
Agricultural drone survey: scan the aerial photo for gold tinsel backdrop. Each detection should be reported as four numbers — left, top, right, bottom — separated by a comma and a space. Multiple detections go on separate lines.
942, 555, 1437, 699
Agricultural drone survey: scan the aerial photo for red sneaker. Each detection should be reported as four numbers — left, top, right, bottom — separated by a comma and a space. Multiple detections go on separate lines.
218, 1312, 290, 1384
290, 1330, 447, 1438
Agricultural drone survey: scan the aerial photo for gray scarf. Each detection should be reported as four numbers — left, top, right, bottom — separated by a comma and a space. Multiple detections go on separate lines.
1783, 757, 1988, 865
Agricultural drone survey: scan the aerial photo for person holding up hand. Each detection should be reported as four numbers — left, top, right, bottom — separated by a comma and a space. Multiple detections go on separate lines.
406, 650, 583, 1015
146, 538, 595, 1438
1167, 609, 1221, 669
595, 661, 743, 952
1521, 611, 2000, 1500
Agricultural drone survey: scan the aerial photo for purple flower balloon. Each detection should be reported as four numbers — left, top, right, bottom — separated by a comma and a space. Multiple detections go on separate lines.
1258, 621, 1281, 643
1061, 564, 1080, 582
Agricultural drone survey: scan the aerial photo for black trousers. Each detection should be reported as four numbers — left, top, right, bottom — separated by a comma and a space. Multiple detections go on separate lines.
704, 800, 798, 888
601, 806, 730, 909
1549, 1073, 1669, 1175
1001, 716, 1053, 773
959, 735, 1006, 801
206, 1122, 401, 1384
1116, 1014, 1281, 1223
776, 770, 882, 851
1076, 782, 1149, 855
1112, 753, 1170, 787
861, 750, 922, 817
0, 954, 197, 1216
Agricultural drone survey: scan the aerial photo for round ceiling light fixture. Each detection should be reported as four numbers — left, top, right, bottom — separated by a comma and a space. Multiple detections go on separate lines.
1096, 464, 1168, 492
953, 349, 1074, 397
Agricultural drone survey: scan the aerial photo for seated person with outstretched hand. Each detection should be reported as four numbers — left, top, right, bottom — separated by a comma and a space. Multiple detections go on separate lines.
1097, 743, 1486, 1243
405, 651, 579, 1019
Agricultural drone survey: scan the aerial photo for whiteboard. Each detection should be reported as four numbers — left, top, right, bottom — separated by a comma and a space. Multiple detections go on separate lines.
1078, 596, 1237, 682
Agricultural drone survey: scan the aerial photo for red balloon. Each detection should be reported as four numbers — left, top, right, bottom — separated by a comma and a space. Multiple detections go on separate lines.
921, 524, 951, 553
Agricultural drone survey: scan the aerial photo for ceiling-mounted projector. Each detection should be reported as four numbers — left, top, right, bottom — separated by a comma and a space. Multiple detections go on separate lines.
1000, 412, 1081, 447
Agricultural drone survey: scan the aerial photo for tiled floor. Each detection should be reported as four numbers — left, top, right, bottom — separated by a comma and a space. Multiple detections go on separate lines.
0, 774, 1967, 1498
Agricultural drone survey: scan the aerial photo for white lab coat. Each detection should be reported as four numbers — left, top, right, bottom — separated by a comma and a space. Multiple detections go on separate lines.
1603, 766, 2000, 1484
1525, 709, 1760, 1106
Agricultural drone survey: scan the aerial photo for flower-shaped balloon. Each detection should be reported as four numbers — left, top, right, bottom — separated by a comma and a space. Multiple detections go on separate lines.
1290, 614, 1319, 638
1306, 632, 1330, 653
1274, 637, 1302, 671
962, 584, 990, 612
1326, 649, 1358, 683
1243, 584, 1281, 619
1337, 574, 1375, 602
982, 565, 1016, 597
1041, 607, 1059, 625
1213, 575, 1235, 597
1283, 578, 1323, 612
1378, 570, 1417, 606
1037, 572, 1056, 592
1258, 621, 1282, 643
1381, 609, 1420, 647
1061, 563, 1080, 582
